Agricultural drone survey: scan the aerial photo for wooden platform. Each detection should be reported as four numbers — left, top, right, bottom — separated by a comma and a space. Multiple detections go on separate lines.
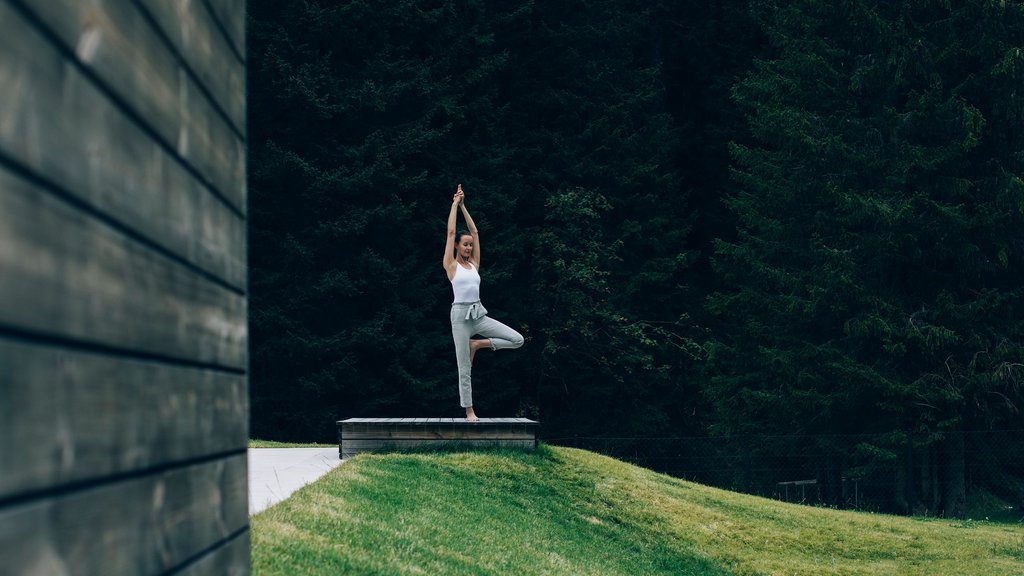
337, 418, 540, 459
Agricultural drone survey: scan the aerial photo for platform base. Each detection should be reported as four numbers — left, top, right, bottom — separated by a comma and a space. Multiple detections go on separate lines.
336, 417, 540, 459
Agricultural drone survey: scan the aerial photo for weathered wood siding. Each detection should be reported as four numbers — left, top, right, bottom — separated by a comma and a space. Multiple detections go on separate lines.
0, 0, 248, 574
338, 418, 540, 459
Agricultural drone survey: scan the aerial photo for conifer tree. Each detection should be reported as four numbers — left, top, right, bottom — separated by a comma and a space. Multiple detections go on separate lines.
709, 0, 1024, 515
498, 0, 702, 436
247, 0, 528, 438
248, 0, 699, 439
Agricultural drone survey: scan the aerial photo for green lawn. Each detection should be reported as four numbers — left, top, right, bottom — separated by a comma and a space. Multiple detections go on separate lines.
251, 445, 1024, 575
248, 439, 335, 448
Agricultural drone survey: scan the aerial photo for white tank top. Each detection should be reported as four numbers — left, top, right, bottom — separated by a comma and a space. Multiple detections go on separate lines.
451, 262, 481, 303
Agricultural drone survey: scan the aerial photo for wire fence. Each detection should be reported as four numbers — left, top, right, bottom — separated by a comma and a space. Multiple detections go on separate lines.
544, 430, 1024, 518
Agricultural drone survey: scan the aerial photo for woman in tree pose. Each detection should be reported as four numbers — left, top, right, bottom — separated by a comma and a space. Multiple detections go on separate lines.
444, 183, 524, 421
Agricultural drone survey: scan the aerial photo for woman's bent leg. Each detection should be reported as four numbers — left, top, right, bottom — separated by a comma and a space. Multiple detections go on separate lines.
475, 316, 524, 351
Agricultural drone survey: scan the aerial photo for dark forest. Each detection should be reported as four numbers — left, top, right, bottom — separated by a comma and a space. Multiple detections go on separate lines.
246, 0, 1024, 517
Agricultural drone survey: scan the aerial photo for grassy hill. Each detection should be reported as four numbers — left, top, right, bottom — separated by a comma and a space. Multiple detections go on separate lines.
251, 445, 1024, 575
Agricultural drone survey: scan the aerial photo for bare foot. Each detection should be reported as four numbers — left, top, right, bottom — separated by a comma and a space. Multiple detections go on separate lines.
465, 407, 480, 422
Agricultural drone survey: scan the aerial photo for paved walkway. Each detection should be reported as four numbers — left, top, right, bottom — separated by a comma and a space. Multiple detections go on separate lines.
248, 447, 344, 515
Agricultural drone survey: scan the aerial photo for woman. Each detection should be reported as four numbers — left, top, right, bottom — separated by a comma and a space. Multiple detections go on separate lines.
443, 183, 524, 421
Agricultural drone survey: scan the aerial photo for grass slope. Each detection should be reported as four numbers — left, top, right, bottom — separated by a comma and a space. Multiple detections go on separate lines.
249, 439, 335, 448
251, 445, 1024, 575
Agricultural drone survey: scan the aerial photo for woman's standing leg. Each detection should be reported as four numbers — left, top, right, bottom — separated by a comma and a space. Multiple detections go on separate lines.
450, 307, 475, 409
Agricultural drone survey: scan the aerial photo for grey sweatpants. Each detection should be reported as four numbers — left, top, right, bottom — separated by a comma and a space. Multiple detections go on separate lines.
451, 301, 524, 408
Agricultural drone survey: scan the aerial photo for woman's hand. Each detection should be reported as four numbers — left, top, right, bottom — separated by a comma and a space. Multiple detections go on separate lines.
453, 183, 465, 205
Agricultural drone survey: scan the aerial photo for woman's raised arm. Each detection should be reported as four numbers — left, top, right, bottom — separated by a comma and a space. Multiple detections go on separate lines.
443, 186, 462, 279
459, 186, 481, 268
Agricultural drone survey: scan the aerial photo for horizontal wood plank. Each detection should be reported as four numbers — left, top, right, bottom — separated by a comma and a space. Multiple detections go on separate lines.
177, 529, 250, 576
342, 439, 537, 449
342, 439, 536, 459
16, 0, 246, 215
342, 429, 535, 441
0, 167, 247, 368
0, 339, 247, 501
338, 417, 539, 458
0, 454, 247, 575
0, 0, 245, 289
202, 0, 245, 63
339, 418, 539, 425
137, 0, 246, 136
0, 1, 249, 573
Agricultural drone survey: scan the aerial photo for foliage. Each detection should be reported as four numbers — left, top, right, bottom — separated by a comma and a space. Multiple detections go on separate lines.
534, 187, 703, 436
248, 0, 700, 440
246, 0, 1024, 517
707, 0, 1024, 515
248, 0, 532, 438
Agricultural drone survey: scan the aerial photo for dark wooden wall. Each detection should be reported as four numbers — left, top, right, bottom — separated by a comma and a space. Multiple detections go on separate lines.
0, 0, 248, 573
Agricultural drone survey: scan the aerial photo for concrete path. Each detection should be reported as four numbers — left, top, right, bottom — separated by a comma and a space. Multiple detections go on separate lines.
248, 448, 344, 515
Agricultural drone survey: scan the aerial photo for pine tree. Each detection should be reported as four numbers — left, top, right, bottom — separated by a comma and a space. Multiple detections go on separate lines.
248, 0, 529, 438
494, 0, 703, 437
247, 0, 700, 439
709, 0, 1024, 515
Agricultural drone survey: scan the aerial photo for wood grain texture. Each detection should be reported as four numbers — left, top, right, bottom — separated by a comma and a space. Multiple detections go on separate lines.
341, 429, 536, 440
0, 339, 247, 501
202, 0, 245, 61
0, 0, 246, 289
0, 167, 247, 369
176, 529, 250, 576
0, 0, 248, 572
339, 418, 539, 425
0, 454, 248, 576
338, 418, 540, 458
136, 0, 246, 136
15, 0, 247, 215
341, 439, 537, 459
341, 421, 538, 438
